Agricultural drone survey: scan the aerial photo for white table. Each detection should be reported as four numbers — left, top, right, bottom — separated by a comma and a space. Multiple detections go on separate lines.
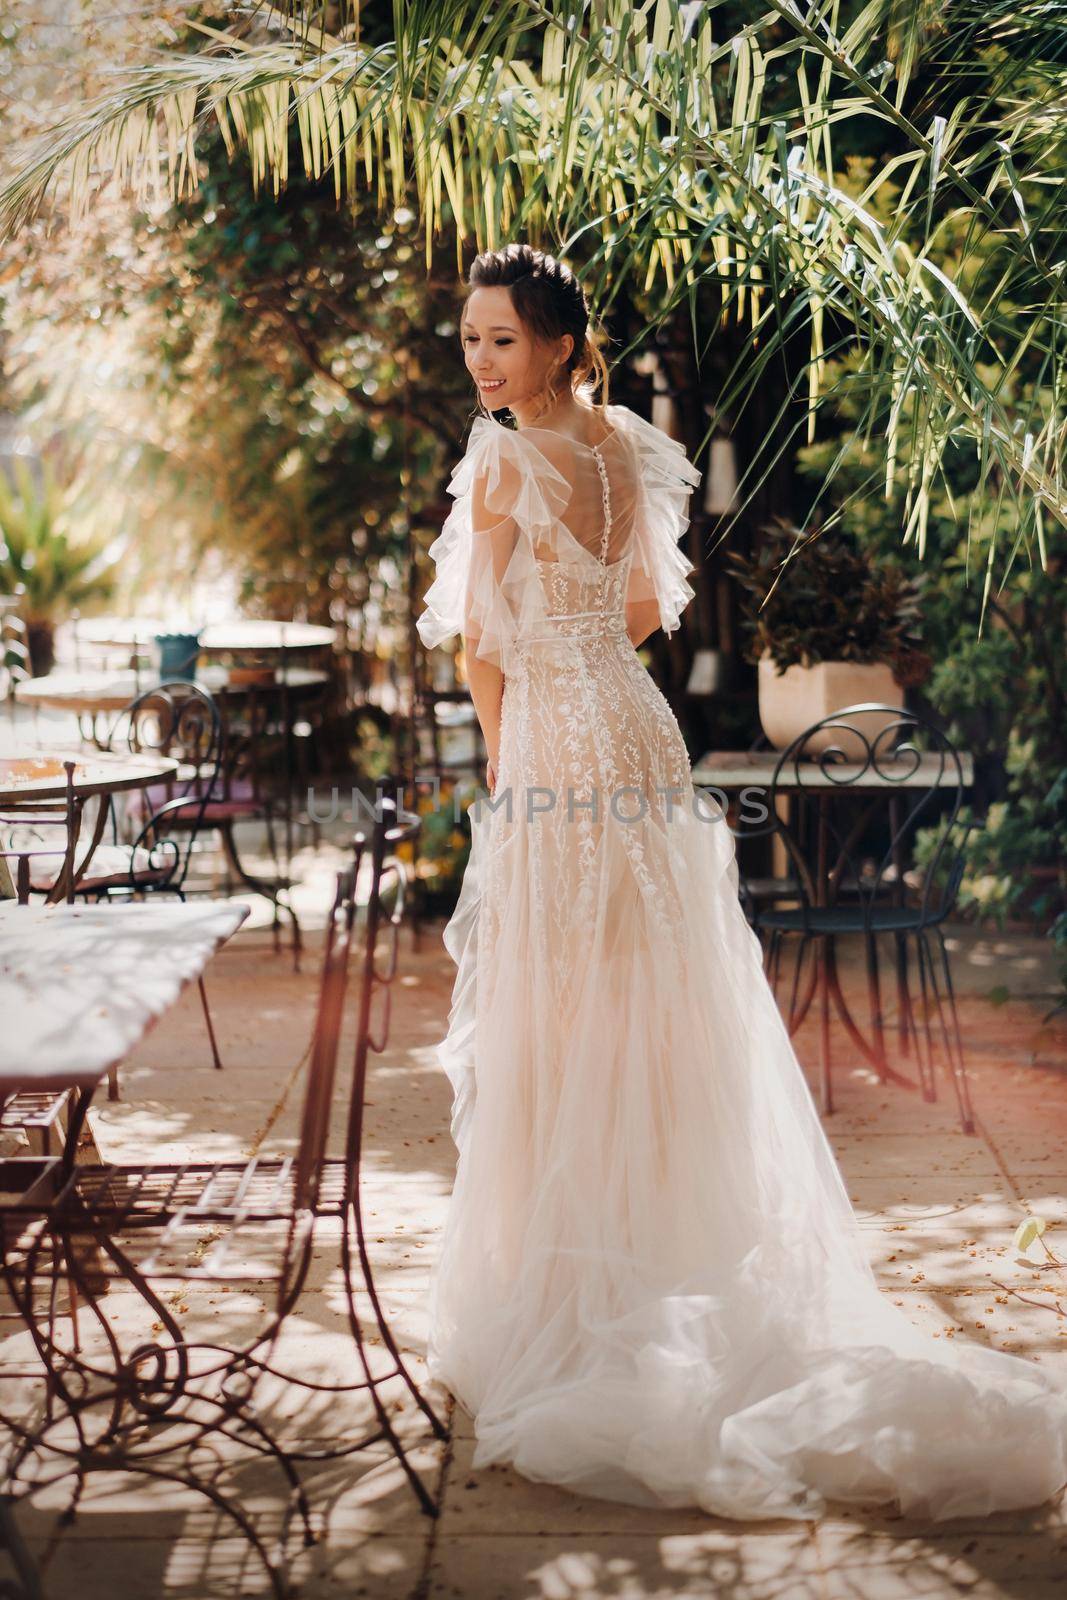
0, 900, 249, 1098
198, 620, 334, 654
15, 666, 328, 717
72, 618, 169, 649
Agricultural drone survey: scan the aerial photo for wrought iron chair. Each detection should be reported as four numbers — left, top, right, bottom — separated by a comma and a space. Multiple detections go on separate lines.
722, 730, 805, 929
757, 705, 978, 1133
1, 796, 444, 1597
118, 680, 304, 965
0, 760, 80, 907
202, 677, 304, 967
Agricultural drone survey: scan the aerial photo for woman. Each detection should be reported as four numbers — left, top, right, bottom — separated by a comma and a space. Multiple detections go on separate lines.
415, 243, 1067, 1521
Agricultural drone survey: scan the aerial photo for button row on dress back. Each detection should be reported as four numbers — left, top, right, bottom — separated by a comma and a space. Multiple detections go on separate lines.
591, 443, 612, 568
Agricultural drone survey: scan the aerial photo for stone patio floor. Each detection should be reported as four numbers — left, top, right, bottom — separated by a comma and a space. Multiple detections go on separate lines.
3, 840, 1067, 1599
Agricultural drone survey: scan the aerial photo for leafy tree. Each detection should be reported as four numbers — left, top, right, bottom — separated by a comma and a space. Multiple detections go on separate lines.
796, 356, 1066, 969
3, 0, 1066, 602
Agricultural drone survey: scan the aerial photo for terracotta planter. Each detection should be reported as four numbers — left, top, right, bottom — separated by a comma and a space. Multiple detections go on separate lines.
758, 654, 905, 756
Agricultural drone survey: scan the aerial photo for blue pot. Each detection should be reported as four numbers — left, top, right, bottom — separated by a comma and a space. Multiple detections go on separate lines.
155, 632, 201, 681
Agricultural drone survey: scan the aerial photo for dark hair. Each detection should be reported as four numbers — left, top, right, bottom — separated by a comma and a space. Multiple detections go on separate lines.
462, 243, 611, 422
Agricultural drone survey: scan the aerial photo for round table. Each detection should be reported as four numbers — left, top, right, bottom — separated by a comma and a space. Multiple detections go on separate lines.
16, 666, 328, 720
0, 751, 179, 903
72, 617, 169, 649
198, 620, 335, 654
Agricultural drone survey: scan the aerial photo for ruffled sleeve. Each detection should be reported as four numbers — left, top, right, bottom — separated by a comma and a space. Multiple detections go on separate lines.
416, 417, 571, 671
606, 404, 703, 637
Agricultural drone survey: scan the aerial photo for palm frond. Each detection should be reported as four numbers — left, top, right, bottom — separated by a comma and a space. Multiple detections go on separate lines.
2, 0, 1065, 589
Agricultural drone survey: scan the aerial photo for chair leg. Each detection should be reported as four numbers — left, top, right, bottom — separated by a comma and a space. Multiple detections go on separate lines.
894, 931, 915, 1056
290, 897, 302, 974
818, 936, 833, 1116
865, 932, 889, 1084
765, 928, 781, 996
198, 975, 224, 1071
928, 928, 977, 1135
107, 1063, 119, 1101
786, 932, 811, 1035
912, 932, 939, 1104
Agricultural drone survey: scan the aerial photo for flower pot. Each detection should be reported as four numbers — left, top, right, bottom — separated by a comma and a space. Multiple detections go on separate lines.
758, 654, 905, 756
155, 632, 201, 682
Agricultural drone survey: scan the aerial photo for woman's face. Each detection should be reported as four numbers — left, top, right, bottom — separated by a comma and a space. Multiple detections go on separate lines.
460, 286, 572, 414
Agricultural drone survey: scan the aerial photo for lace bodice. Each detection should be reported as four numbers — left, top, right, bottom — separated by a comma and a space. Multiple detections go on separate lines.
416, 403, 702, 672
531, 555, 630, 640
530, 434, 626, 628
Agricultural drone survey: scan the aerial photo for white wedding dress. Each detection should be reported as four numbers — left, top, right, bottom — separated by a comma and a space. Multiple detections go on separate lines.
415, 402, 1067, 1522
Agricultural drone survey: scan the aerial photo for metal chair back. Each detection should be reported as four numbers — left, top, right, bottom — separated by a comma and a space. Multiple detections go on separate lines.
768, 704, 971, 932
293, 791, 420, 1213
104, 681, 224, 891
0, 760, 80, 903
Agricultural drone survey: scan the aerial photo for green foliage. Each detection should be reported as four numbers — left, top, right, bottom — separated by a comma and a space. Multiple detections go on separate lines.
797, 356, 1067, 990
409, 779, 479, 902
5, 0, 1067, 591
726, 517, 929, 680
351, 712, 398, 785
0, 459, 119, 622
128, 122, 470, 622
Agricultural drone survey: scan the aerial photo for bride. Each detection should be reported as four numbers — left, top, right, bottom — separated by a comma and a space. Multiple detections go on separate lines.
415, 242, 1067, 1522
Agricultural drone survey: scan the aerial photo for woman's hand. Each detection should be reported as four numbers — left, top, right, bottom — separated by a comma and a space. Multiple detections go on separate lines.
486, 757, 497, 796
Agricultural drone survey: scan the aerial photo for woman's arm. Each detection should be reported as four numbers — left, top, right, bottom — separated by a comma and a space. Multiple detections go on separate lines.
464, 641, 504, 772
626, 596, 662, 650
462, 454, 520, 784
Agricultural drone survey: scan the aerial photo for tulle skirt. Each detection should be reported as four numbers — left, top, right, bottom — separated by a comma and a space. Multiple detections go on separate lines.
425, 782, 1067, 1522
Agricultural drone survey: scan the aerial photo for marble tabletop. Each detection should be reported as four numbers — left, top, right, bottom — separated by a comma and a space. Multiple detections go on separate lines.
0, 899, 249, 1094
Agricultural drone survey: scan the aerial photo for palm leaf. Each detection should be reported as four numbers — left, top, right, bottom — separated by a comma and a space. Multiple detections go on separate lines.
1, 0, 1065, 584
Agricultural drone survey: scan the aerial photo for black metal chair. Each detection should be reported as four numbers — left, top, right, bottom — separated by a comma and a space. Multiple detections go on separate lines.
200, 678, 304, 968
727, 729, 804, 929
757, 705, 978, 1133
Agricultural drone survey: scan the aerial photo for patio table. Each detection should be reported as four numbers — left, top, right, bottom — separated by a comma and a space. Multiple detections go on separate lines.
15, 665, 328, 731
0, 899, 248, 1106
71, 618, 169, 649
198, 620, 335, 654
14, 675, 325, 952
0, 751, 179, 903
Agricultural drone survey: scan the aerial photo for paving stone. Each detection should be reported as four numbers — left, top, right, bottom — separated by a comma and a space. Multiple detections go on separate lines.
815, 1524, 1067, 1599
428, 1528, 823, 1600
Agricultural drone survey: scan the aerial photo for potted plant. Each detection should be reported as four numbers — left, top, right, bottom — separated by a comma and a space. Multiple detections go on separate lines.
728, 519, 930, 753
0, 460, 120, 676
